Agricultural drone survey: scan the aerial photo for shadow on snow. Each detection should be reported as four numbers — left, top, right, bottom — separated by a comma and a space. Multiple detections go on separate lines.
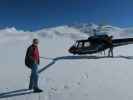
38, 55, 133, 73
0, 55, 133, 99
0, 89, 33, 99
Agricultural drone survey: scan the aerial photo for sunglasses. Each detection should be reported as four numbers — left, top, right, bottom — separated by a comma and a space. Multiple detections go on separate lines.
34, 41, 39, 44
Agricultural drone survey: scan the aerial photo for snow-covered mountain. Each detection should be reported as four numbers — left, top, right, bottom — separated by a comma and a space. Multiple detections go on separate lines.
70, 23, 129, 38
0, 25, 88, 44
0, 23, 133, 44
36, 25, 87, 39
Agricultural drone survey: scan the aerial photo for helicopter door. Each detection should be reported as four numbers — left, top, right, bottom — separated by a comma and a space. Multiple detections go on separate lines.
84, 42, 90, 48
82, 42, 91, 52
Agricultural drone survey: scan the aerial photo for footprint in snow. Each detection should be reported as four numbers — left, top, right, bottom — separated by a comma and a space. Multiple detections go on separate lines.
51, 87, 58, 92
64, 85, 70, 90
77, 82, 81, 86
84, 73, 89, 79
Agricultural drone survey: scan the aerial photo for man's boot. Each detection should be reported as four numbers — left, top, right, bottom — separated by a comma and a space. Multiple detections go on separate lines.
33, 88, 43, 93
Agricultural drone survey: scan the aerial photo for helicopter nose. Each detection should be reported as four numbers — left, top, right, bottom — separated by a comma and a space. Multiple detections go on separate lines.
68, 46, 75, 54
68, 48, 73, 53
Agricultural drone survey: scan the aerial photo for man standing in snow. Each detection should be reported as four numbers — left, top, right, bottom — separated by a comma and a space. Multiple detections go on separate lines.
108, 36, 113, 57
25, 38, 43, 93
103, 36, 114, 57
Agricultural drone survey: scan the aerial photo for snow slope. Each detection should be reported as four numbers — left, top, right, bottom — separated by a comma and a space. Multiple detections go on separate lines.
0, 25, 133, 100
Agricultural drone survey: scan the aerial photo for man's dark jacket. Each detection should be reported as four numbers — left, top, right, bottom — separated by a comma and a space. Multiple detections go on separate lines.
25, 45, 40, 68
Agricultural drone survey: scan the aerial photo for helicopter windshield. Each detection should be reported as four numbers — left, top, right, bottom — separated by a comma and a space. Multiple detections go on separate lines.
73, 41, 82, 48
73, 41, 91, 48
73, 42, 78, 47
78, 42, 83, 48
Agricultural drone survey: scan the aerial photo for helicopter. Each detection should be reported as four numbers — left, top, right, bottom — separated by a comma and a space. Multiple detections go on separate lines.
68, 34, 133, 55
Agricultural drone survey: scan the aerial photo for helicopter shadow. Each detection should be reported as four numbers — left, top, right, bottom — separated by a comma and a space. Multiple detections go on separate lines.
115, 55, 133, 59
38, 55, 133, 74
38, 55, 99, 73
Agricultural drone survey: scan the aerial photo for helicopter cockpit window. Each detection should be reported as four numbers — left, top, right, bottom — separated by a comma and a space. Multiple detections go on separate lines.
74, 42, 78, 47
84, 42, 90, 47
78, 42, 83, 48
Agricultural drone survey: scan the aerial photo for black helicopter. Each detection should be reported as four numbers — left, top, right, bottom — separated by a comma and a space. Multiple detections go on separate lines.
68, 34, 133, 55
